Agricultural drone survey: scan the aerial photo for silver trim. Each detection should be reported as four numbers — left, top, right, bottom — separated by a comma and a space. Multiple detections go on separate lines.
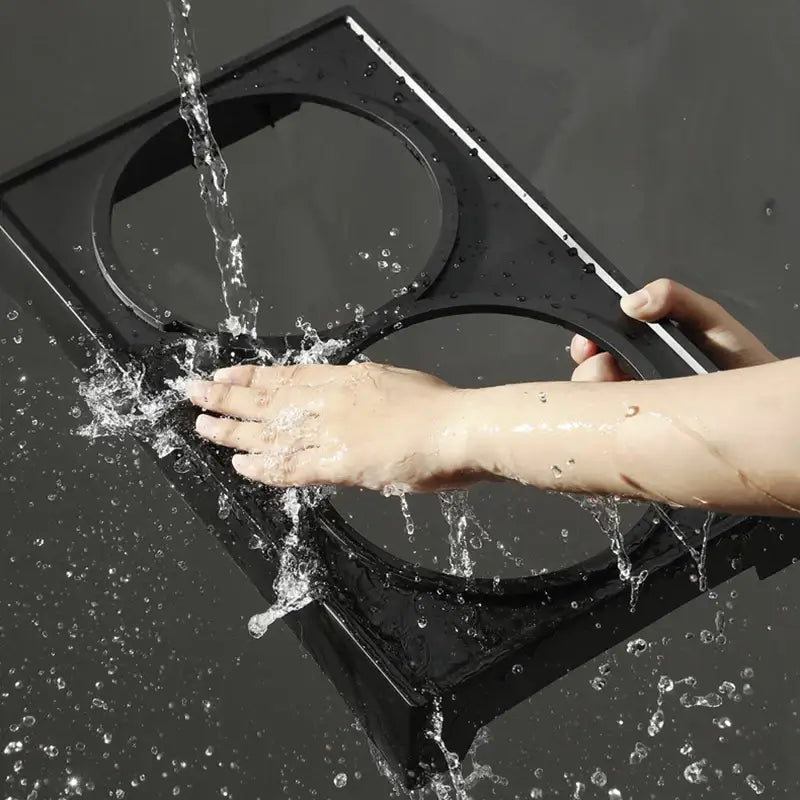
346, 16, 707, 376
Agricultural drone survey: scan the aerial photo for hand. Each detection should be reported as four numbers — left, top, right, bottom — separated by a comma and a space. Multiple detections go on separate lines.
570, 278, 777, 381
186, 362, 477, 492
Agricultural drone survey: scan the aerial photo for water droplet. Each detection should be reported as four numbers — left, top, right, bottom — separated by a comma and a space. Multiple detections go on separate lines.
512, 664, 523, 675
417, 616, 428, 629
684, 760, 708, 784
538, 391, 547, 403
746, 774, 765, 794
22, 715, 35, 727
648, 709, 665, 737
377, 260, 389, 270
608, 791, 622, 800
358, 251, 370, 260
390, 262, 402, 273
389, 227, 399, 237
590, 676, 606, 691
334, 773, 348, 789
13, 334, 23, 344
43, 744, 59, 758
629, 741, 649, 765
658, 675, 674, 693
530, 789, 543, 799
69, 406, 82, 418
591, 770, 607, 787
741, 667, 754, 679
626, 638, 648, 656
3, 741, 23, 755
6, 309, 19, 321
625, 405, 639, 417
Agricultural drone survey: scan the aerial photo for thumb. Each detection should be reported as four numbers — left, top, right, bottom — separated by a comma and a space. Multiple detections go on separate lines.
619, 278, 776, 370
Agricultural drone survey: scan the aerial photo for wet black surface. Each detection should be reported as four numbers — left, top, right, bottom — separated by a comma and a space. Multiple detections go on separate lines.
2, 2, 800, 798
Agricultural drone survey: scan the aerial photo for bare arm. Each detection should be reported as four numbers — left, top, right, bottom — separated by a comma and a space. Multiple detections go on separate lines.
456, 357, 800, 516
186, 278, 800, 518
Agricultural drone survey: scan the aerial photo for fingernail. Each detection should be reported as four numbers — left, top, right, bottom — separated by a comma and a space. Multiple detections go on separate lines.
574, 334, 591, 357
621, 289, 650, 313
232, 454, 254, 476
195, 414, 216, 436
214, 367, 236, 383
185, 379, 207, 402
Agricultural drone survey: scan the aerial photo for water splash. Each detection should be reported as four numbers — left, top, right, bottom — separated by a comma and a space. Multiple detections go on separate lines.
438, 491, 475, 579
76, 343, 202, 458
424, 700, 506, 800
437, 490, 524, 579
165, 0, 259, 336
248, 488, 320, 638
569, 494, 647, 609
652, 506, 715, 592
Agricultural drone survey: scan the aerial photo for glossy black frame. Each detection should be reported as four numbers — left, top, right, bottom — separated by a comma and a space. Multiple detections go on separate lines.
1, 7, 798, 787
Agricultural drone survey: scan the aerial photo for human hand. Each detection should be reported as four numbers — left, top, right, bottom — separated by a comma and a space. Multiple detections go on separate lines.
569, 278, 777, 381
186, 362, 478, 492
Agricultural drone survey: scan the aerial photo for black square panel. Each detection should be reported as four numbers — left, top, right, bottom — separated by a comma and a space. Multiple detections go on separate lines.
1, 6, 797, 787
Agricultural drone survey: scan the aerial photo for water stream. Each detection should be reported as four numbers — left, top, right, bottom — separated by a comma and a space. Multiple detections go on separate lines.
165, 0, 259, 337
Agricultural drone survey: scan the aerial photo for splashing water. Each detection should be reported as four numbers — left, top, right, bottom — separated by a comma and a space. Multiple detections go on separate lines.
76, 339, 215, 457
652, 506, 716, 592
247, 488, 319, 638
438, 491, 475, 579
423, 700, 506, 800
569, 494, 647, 609
437, 490, 524, 579
165, 0, 259, 336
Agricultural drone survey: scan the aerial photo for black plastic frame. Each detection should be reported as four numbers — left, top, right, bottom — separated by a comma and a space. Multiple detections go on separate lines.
1, 7, 798, 787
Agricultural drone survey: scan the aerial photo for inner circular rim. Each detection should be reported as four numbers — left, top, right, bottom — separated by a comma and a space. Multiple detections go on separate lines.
317, 305, 660, 596
92, 91, 460, 340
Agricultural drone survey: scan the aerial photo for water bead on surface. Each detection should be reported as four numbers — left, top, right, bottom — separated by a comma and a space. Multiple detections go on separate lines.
333, 773, 348, 789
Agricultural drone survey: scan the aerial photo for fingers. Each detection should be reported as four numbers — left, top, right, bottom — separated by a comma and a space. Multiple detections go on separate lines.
212, 363, 342, 390
571, 351, 632, 383
231, 450, 339, 488
570, 334, 600, 365
619, 278, 776, 369
195, 413, 317, 453
186, 379, 318, 420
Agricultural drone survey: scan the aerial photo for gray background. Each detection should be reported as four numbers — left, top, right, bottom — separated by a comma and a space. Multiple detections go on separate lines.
2, 1, 800, 798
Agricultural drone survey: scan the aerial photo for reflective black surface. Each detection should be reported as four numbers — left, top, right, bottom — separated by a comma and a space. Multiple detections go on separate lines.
2, 2, 800, 797
112, 99, 442, 335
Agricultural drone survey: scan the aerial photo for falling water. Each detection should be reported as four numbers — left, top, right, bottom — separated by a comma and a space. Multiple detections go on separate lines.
438, 491, 475, 579
423, 699, 507, 800
652, 506, 715, 592
247, 488, 318, 638
165, 0, 259, 336
569, 494, 648, 609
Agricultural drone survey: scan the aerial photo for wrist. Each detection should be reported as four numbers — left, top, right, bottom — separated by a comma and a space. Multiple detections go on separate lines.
433, 387, 491, 484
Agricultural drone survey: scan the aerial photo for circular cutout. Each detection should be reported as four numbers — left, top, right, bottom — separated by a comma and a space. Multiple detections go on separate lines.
333, 313, 649, 579
110, 97, 443, 335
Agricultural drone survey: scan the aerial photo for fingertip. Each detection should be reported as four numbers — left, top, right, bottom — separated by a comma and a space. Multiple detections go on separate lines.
214, 366, 250, 384
232, 453, 253, 475
619, 289, 651, 318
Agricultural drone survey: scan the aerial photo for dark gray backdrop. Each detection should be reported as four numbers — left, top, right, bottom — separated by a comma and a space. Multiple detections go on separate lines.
2, 1, 799, 798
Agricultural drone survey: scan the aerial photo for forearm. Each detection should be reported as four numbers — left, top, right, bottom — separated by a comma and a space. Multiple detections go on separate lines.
450, 357, 800, 516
